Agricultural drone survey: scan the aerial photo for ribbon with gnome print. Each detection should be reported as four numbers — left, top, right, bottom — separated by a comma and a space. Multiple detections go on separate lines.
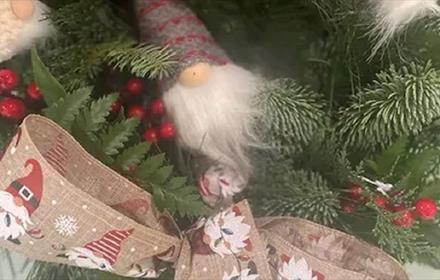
0, 115, 409, 279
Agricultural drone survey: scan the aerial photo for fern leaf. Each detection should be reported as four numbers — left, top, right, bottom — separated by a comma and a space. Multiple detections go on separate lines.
136, 154, 166, 180
75, 93, 119, 134
99, 118, 140, 157
43, 87, 92, 131
114, 142, 150, 171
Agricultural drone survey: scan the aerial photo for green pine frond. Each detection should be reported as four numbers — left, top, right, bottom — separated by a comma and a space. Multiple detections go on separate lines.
257, 78, 327, 156
43, 87, 92, 131
254, 169, 340, 226
373, 212, 432, 263
99, 118, 140, 157
105, 44, 177, 79
338, 62, 440, 151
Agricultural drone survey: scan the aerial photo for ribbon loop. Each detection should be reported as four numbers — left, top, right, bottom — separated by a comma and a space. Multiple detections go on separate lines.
0, 115, 409, 280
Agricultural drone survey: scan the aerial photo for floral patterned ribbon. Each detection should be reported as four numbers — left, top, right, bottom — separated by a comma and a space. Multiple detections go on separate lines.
0, 115, 408, 280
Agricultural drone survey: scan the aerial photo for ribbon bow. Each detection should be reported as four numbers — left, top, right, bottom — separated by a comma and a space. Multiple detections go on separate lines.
0, 115, 408, 280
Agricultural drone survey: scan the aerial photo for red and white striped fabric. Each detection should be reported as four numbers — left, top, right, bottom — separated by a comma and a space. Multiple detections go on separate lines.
84, 229, 134, 265
135, 0, 230, 74
43, 134, 68, 176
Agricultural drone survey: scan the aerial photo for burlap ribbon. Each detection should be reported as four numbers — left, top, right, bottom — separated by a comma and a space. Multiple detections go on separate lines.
0, 115, 409, 279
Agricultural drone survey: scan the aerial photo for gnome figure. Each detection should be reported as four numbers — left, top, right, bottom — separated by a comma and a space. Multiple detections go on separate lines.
136, 0, 260, 205
63, 228, 134, 272
0, 0, 52, 63
0, 159, 43, 244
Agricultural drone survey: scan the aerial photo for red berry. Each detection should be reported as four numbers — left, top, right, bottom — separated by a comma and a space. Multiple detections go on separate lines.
143, 127, 159, 143
110, 100, 122, 114
374, 195, 389, 208
414, 197, 438, 220
340, 200, 356, 214
125, 78, 144, 96
347, 183, 364, 201
149, 98, 165, 117
159, 121, 176, 139
0, 97, 26, 121
127, 104, 146, 119
26, 82, 43, 101
392, 210, 414, 228
0, 69, 19, 91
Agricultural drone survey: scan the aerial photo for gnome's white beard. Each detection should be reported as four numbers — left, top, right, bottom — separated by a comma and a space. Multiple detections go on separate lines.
370, 0, 440, 57
0, 191, 32, 240
66, 247, 113, 271
0, 0, 52, 63
163, 64, 259, 178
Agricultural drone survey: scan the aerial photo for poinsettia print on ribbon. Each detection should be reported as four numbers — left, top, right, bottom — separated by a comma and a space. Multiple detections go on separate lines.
191, 205, 252, 257
59, 228, 134, 271
0, 159, 44, 245
278, 254, 324, 280
223, 266, 259, 280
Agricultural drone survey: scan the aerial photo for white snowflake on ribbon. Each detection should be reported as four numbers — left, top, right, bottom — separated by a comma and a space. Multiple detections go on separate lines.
54, 215, 78, 237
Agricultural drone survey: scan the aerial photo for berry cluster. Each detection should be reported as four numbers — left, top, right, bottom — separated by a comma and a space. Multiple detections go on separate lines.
0, 68, 43, 122
341, 182, 438, 228
112, 78, 176, 144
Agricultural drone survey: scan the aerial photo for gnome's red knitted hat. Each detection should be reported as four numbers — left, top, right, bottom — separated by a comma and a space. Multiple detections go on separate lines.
5, 159, 43, 216
135, 0, 230, 73
84, 228, 134, 265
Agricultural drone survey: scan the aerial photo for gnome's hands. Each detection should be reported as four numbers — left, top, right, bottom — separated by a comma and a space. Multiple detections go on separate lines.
10, 0, 35, 20
178, 62, 212, 88
198, 164, 246, 208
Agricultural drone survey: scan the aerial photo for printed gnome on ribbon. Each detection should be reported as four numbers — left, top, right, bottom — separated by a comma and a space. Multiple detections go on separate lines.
0, 158, 44, 244
0, 0, 52, 63
58, 228, 134, 272
135, 0, 260, 206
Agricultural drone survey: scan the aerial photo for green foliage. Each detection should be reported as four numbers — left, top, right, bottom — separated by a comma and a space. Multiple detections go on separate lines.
26, 262, 96, 280
31, 48, 67, 106
338, 62, 440, 151
43, 87, 92, 131
99, 118, 141, 157
32, 51, 206, 218
258, 78, 327, 155
254, 169, 340, 226
373, 212, 432, 263
105, 44, 177, 79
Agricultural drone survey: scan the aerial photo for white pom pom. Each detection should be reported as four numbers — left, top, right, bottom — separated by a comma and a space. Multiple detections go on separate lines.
163, 64, 260, 179
369, 0, 440, 57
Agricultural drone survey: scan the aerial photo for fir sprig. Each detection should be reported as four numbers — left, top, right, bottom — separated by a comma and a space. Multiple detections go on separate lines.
258, 78, 327, 156
338, 62, 440, 151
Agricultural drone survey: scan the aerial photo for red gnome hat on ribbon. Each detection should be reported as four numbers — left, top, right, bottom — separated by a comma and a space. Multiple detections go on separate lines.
84, 229, 134, 265
6, 159, 43, 216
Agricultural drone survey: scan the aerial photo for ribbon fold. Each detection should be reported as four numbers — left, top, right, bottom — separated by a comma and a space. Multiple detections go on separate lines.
0, 115, 408, 280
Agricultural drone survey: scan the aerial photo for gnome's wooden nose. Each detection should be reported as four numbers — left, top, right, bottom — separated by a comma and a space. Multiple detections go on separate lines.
10, 0, 35, 20
178, 62, 212, 87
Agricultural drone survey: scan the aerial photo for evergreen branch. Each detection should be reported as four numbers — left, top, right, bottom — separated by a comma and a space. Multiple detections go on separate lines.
105, 44, 177, 79
26, 262, 95, 280
373, 212, 432, 263
254, 169, 340, 226
75, 93, 119, 135
43, 87, 92, 132
99, 118, 140, 157
257, 78, 327, 156
338, 62, 440, 151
